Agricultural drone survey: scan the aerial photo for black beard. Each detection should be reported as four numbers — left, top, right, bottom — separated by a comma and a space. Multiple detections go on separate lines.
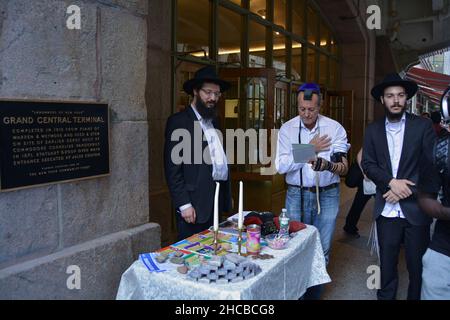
195, 98, 217, 120
384, 104, 406, 122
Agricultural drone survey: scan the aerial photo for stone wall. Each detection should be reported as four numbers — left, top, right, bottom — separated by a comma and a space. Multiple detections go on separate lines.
0, 0, 160, 299
146, 0, 177, 247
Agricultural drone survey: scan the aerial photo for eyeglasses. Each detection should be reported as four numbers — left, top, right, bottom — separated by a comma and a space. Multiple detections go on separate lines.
200, 88, 222, 98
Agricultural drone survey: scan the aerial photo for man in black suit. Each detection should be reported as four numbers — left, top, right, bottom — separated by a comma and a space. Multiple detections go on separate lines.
164, 66, 232, 240
362, 73, 435, 300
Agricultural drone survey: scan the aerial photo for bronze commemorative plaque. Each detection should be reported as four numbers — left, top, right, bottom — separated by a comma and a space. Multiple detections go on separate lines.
0, 100, 110, 191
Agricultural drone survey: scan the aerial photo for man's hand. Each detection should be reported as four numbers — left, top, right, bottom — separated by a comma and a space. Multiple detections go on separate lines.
309, 134, 332, 153
389, 179, 415, 199
383, 190, 401, 204
181, 207, 196, 224
309, 157, 329, 171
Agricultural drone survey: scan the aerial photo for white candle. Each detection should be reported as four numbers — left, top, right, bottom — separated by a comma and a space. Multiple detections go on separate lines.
214, 182, 220, 231
238, 181, 243, 230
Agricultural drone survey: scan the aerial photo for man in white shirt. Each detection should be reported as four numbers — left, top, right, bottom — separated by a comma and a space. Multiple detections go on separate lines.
275, 83, 349, 299
362, 73, 435, 300
164, 66, 231, 240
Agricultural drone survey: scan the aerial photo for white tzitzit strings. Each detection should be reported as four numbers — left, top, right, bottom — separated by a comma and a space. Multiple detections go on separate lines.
315, 123, 321, 215
315, 172, 321, 215
367, 220, 380, 263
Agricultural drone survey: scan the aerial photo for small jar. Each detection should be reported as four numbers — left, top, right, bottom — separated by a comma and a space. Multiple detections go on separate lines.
246, 224, 261, 255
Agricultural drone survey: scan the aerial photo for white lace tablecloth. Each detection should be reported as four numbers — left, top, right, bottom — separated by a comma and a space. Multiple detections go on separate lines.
116, 225, 331, 300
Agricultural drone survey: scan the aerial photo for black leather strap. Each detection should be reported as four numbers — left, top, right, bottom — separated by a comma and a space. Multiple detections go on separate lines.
287, 182, 339, 193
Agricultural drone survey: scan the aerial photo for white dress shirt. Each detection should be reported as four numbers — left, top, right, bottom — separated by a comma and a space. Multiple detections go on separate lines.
381, 113, 406, 219
275, 115, 349, 187
179, 105, 228, 212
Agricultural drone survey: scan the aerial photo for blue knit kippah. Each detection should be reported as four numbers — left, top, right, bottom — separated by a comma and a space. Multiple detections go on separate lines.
297, 83, 320, 101
297, 83, 320, 93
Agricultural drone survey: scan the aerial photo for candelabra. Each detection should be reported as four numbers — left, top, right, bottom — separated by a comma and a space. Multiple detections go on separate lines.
237, 228, 243, 256
213, 230, 219, 255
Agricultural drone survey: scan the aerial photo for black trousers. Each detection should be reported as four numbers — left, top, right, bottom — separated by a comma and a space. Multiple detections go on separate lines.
175, 211, 214, 241
344, 184, 373, 232
376, 216, 430, 300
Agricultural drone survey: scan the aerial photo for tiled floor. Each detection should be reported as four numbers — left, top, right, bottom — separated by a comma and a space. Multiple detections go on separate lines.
321, 184, 409, 300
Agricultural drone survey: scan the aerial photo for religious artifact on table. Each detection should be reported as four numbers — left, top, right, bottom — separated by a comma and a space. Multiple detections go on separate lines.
245, 224, 261, 255
187, 253, 262, 284
244, 211, 277, 236
213, 182, 220, 254
237, 181, 244, 255
265, 234, 290, 250
243, 211, 307, 237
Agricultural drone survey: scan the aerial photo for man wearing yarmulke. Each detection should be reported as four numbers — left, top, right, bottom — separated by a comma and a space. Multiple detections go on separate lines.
275, 83, 350, 299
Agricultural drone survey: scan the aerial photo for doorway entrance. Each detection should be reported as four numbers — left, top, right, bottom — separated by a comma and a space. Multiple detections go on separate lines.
218, 67, 291, 216
324, 90, 355, 162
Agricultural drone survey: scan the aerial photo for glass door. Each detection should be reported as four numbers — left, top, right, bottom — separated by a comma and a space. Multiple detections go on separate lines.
274, 81, 289, 129
325, 90, 354, 161
219, 68, 290, 216
219, 68, 276, 179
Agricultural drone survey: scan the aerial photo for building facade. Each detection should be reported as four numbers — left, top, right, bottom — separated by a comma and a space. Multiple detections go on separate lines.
150, 0, 378, 245
6, 0, 446, 299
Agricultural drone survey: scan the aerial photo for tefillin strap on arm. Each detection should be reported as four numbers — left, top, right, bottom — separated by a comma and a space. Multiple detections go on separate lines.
310, 152, 349, 175
329, 152, 349, 176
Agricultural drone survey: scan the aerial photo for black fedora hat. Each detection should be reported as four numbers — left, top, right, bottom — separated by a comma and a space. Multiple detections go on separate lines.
371, 73, 418, 101
183, 66, 231, 95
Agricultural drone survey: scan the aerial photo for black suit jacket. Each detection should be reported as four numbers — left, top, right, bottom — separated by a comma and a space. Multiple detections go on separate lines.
164, 106, 232, 224
361, 113, 435, 226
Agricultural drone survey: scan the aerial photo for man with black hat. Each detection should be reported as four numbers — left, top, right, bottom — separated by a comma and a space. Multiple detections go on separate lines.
362, 73, 436, 300
164, 66, 232, 240
275, 82, 349, 299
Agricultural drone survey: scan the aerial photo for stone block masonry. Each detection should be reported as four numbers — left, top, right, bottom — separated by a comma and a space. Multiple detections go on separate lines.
0, 0, 160, 299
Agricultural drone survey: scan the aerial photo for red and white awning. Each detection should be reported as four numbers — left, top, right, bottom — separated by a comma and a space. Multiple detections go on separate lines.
406, 67, 450, 104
